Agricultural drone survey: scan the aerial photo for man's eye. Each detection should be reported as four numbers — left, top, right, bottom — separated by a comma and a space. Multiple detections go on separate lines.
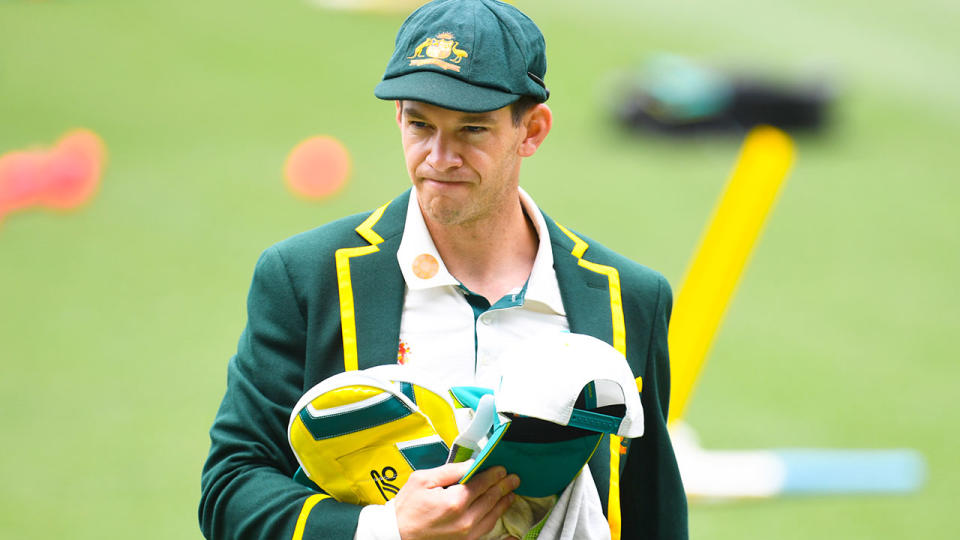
409, 121, 430, 129
463, 126, 487, 134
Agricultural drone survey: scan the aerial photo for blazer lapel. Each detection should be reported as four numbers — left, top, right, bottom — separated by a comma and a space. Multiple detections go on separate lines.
349, 190, 410, 370
545, 215, 615, 346
544, 214, 619, 514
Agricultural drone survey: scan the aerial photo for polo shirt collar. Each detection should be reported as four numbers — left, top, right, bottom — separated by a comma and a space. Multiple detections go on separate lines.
397, 190, 459, 289
520, 188, 566, 316
396, 187, 566, 316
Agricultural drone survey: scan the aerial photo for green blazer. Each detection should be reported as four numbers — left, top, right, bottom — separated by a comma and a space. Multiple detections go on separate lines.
199, 189, 687, 539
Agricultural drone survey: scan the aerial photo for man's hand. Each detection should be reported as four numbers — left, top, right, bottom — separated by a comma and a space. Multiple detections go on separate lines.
393, 461, 520, 540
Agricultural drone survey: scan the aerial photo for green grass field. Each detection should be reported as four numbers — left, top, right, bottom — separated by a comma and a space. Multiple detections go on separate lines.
1, 1, 957, 538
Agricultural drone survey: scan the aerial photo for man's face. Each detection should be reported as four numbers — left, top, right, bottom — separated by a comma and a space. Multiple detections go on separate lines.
396, 100, 527, 227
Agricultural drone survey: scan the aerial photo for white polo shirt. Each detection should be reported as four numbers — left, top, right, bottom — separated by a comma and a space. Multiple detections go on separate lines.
354, 188, 578, 540
394, 186, 570, 389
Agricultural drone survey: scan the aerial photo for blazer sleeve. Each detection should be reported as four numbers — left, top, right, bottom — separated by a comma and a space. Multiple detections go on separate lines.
620, 274, 689, 539
199, 246, 362, 540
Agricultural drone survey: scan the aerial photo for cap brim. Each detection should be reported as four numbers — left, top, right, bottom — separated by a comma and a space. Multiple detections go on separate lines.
495, 332, 646, 438
459, 422, 604, 497
375, 70, 520, 113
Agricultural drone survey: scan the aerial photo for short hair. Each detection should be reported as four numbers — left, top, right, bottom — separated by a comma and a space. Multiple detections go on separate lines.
510, 96, 540, 126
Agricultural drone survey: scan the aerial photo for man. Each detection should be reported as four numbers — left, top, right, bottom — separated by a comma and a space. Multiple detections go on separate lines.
199, 0, 687, 538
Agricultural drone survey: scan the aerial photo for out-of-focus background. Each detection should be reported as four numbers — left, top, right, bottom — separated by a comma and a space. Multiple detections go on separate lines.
1, 0, 957, 538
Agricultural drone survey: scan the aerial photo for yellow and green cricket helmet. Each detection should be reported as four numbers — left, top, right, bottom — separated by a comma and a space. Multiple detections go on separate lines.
287, 365, 460, 505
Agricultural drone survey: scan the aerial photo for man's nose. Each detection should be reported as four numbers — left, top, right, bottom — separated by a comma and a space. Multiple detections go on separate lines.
425, 134, 462, 171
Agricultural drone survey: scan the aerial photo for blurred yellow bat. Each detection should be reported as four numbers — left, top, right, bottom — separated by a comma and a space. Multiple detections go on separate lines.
668, 126, 795, 425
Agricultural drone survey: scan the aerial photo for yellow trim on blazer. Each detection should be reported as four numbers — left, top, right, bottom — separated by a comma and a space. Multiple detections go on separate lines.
554, 221, 631, 540
335, 202, 390, 372
292, 493, 331, 540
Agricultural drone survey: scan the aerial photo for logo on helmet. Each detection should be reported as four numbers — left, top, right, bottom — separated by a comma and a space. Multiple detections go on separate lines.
370, 466, 400, 501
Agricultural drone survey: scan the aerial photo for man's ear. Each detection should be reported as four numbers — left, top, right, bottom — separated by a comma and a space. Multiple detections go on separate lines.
395, 100, 403, 128
518, 104, 553, 157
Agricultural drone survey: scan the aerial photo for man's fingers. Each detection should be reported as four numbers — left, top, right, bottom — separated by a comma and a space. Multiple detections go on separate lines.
457, 465, 509, 503
473, 488, 518, 537
395, 462, 522, 540
469, 472, 521, 517
414, 460, 474, 489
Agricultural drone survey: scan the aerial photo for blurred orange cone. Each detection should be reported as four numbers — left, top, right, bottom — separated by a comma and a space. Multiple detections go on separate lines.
284, 135, 351, 200
0, 129, 105, 222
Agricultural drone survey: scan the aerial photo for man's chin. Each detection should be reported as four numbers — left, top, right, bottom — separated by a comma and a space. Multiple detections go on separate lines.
417, 196, 469, 227
425, 204, 466, 227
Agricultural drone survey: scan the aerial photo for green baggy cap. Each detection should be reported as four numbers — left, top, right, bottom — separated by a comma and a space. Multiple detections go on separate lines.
375, 0, 549, 113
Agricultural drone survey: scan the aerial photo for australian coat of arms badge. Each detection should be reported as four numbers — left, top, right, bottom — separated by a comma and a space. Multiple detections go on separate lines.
407, 32, 469, 72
